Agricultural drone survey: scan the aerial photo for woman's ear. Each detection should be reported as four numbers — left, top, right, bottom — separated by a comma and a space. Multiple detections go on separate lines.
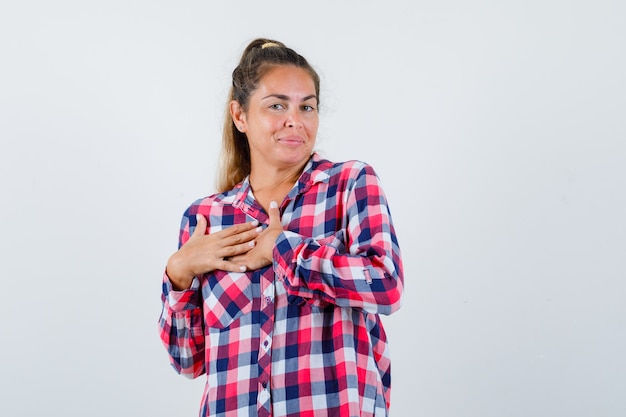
229, 100, 247, 132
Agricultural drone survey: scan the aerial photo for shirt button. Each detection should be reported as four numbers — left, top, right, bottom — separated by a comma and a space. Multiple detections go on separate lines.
264, 296, 272, 304
263, 340, 269, 347
262, 381, 267, 388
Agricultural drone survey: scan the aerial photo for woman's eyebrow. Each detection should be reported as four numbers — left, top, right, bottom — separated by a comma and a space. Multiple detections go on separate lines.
261, 94, 317, 102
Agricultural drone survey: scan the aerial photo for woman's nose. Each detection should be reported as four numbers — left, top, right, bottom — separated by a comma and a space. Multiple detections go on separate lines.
285, 109, 302, 128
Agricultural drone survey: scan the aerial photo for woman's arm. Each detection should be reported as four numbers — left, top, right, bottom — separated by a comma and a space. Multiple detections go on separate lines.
274, 163, 404, 315
158, 205, 261, 377
158, 274, 206, 378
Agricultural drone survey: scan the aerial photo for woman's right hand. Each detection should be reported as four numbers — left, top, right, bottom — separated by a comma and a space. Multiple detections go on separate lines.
166, 214, 262, 290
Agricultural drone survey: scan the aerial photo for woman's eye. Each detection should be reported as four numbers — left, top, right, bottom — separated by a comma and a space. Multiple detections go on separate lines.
270, 104, 285, 110
302, 105, 315, 112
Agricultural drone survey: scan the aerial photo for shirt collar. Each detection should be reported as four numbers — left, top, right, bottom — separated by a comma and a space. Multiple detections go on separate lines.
231, 152, 331, 214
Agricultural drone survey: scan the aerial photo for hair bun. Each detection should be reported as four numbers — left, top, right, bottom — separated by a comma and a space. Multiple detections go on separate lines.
261, 42, 281, 49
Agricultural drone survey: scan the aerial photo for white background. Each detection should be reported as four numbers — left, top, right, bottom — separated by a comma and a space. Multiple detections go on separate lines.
1, 1, 625, 416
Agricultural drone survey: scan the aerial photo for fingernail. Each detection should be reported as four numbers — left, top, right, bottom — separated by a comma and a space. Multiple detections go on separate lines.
195, 214, 201, 222
248, 241, 255, 248
239, 266, 247, 272
255, 226, 263, 233
251, 220, 259, 226
269, 201, 278, 209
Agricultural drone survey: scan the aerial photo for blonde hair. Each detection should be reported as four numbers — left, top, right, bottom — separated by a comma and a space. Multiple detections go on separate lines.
216, 38, 320, 192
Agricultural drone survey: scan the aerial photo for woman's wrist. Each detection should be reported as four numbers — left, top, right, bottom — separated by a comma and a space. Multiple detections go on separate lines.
166, 254, 194, 290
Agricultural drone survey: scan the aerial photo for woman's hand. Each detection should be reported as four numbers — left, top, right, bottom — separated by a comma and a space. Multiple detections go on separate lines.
229, 201, 284, 271
166, 214, 262, 290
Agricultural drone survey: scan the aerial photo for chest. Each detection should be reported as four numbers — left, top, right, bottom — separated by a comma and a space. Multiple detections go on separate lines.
210, 182, 349, 238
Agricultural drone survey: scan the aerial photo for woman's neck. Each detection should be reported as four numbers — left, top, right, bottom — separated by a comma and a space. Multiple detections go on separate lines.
248, 166, 303, 213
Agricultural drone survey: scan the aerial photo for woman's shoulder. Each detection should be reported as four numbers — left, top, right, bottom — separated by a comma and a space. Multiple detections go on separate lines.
311, 155, 379, 183
184, 182, 244, 212
312, 153, 375, 174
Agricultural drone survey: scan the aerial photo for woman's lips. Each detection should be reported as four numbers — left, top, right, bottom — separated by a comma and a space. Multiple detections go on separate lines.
277, 136, 304, 146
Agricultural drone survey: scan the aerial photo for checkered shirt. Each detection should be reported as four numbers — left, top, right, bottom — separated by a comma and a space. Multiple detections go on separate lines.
159, 153, 404, 417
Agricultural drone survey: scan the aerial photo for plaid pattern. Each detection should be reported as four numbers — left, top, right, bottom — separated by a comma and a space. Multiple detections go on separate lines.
159, 153, 404, 417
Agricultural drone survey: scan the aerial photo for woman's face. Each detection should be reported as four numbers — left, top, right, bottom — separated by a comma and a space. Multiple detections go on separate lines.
234, 65, 319, 171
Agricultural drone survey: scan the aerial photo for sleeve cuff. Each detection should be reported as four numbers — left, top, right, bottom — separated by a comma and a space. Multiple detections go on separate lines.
162, 271, 201, 312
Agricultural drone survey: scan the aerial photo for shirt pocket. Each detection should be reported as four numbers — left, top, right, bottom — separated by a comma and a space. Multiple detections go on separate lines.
202, 271, 254, 329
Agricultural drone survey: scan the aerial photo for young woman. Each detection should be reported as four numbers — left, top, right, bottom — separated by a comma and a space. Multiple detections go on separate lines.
159, 38, 404, 417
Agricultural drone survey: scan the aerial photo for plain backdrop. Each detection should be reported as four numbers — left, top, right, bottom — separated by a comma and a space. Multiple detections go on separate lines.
1, 1, 625, 416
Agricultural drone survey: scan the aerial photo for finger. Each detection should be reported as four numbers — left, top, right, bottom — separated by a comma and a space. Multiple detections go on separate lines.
268, 201, 282, 229
219, 219, 260, 237
219, 239, 256, 259
218, 259, 248, 273
224, 226, 263, 246
216, 223, 262, 247
192, 214, 208, 237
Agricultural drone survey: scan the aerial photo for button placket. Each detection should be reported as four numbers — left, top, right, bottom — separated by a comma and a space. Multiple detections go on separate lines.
257, 269, 275, 415
262, 336, 272, 351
